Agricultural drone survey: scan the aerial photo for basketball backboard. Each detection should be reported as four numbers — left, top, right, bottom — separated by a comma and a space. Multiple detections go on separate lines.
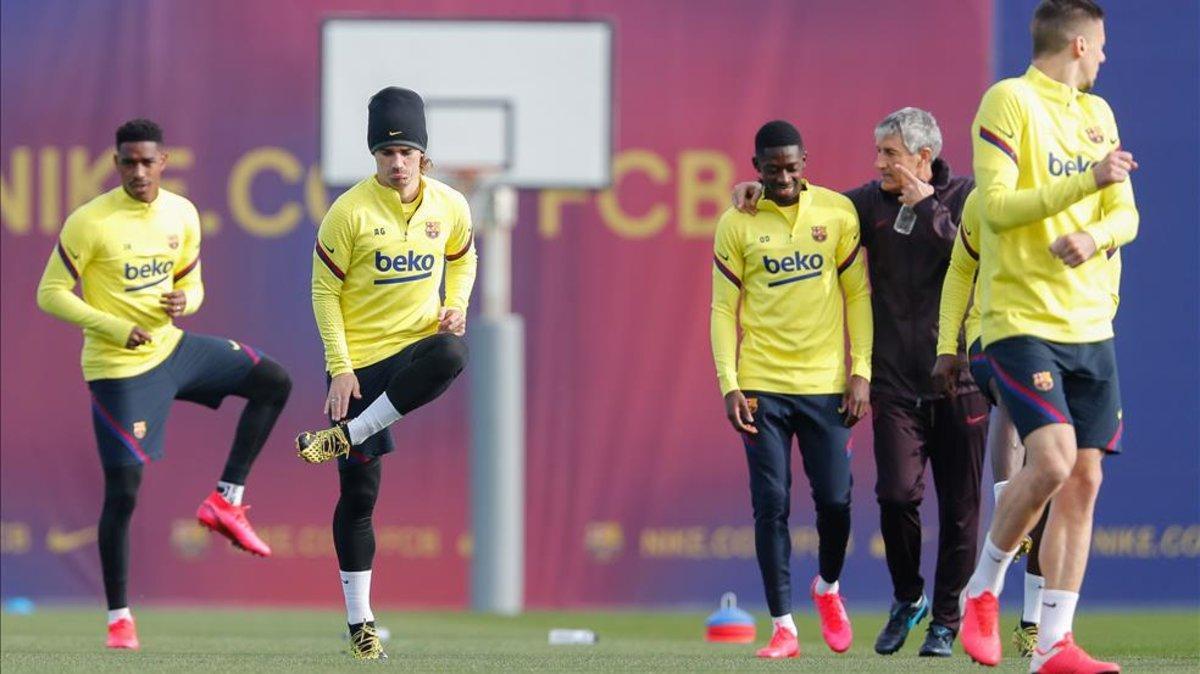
321, 18, 613, 189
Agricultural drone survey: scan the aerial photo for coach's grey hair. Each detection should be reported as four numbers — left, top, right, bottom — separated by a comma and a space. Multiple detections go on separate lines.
875, 107, 943, 159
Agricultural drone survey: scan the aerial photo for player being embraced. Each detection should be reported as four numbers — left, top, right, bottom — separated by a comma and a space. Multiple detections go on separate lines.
710, 120, 871, 660
956, 2, 1138, 672
295, 87, 477, 660
36, 119, 292, 650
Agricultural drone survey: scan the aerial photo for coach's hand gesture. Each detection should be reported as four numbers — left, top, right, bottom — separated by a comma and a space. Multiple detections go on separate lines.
839, 374, 870, 427
894, 164, 935, 206
724, 390, 757, 434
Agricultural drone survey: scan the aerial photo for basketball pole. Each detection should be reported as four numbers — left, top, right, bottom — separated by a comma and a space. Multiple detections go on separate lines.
467, 182, 525, 615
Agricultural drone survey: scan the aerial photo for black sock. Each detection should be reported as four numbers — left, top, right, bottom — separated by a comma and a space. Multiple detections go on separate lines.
382, 334, 467, 414
99, 464, 143, 610
220, 358, 292, 485
334, 460, 382, 571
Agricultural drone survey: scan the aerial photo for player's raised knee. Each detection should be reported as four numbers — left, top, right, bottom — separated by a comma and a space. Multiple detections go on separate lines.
430, 333, 469, 376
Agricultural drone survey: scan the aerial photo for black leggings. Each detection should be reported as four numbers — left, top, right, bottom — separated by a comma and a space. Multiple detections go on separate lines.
333, 335, 467, 570
97, 358, 291, 609
221, 357, 291, 484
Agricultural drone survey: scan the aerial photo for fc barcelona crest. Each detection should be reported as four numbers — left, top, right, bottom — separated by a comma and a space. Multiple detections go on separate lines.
425, 221, 441, 239
132, 421, 147, 439
1032, 371, 1054, 392
1085, 126, 1105, 144
167, 234, 180, 249
811, 226, 828, 242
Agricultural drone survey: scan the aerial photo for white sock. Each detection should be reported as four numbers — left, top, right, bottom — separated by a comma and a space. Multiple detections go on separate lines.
346, 395, 402, 445
814, 577, 839, 595
340, 570, 374, 625
771, 613, 797, 636
216, 481, 244, 506
993, 480, 1008, 506
1037, 590, 1079, 651
1023, 573, 1045, 624
107, 607, 132, 625
966, 535, 1018, 598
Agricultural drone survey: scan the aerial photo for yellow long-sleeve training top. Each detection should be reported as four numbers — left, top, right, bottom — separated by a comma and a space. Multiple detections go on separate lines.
710, 181, 872, 396
312, 175, 477, 376
972, 65, 1137, 347
937, 189, 1124, 357
36, 187, 204, 381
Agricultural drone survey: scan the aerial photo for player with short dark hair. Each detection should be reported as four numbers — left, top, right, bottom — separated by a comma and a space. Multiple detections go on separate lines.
710, 120, 871, 659
295, 87, 477, 660
36, 118, 292, 650
958, 1, 1138, 671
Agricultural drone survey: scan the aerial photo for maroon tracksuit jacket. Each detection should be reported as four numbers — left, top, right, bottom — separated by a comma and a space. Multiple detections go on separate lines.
844, 158, 988, 630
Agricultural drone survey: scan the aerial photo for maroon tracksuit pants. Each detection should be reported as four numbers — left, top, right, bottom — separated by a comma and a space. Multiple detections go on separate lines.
872, 392, 988, 630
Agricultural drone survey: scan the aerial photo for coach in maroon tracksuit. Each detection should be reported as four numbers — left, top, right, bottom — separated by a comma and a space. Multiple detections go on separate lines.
844, 108, 986, 658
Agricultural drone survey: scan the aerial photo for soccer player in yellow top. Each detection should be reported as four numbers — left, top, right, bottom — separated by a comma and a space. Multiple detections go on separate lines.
955, 3, 1138, 671
933, 189, 1048, 657
710, 120, 871, 660
295, 87, 476, 660
36, 119, 292, 650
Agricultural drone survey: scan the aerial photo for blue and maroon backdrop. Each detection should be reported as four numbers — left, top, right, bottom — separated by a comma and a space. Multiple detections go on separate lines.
2, 0, 1196, 608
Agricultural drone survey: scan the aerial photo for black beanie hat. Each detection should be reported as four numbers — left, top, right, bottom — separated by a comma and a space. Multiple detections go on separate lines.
368, 87, 427, 154
754, 120, 804, 155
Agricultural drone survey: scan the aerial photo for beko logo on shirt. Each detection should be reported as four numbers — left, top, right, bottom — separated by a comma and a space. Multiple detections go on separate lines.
1047, 152, 1093, 177
762, 252, 824, 287
124, 258, 175, 280
374, 250, 435, 285
762, 252, 824, 274
123, 258, 174, 292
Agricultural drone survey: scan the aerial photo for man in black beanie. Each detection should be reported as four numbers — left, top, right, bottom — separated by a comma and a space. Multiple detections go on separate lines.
297, 87, 477, 660
711, 119, 872, 659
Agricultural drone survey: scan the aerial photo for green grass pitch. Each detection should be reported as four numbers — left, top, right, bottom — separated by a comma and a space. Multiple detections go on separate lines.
2, 607, 1197, 672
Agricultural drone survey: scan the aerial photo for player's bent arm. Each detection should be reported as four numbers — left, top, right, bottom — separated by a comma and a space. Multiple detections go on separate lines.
973, 83, 1099, 232
35, 246, 134, 345
974, 160, 1098, 233
1086, 180, 1139, 251
937, 233, 977, 357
